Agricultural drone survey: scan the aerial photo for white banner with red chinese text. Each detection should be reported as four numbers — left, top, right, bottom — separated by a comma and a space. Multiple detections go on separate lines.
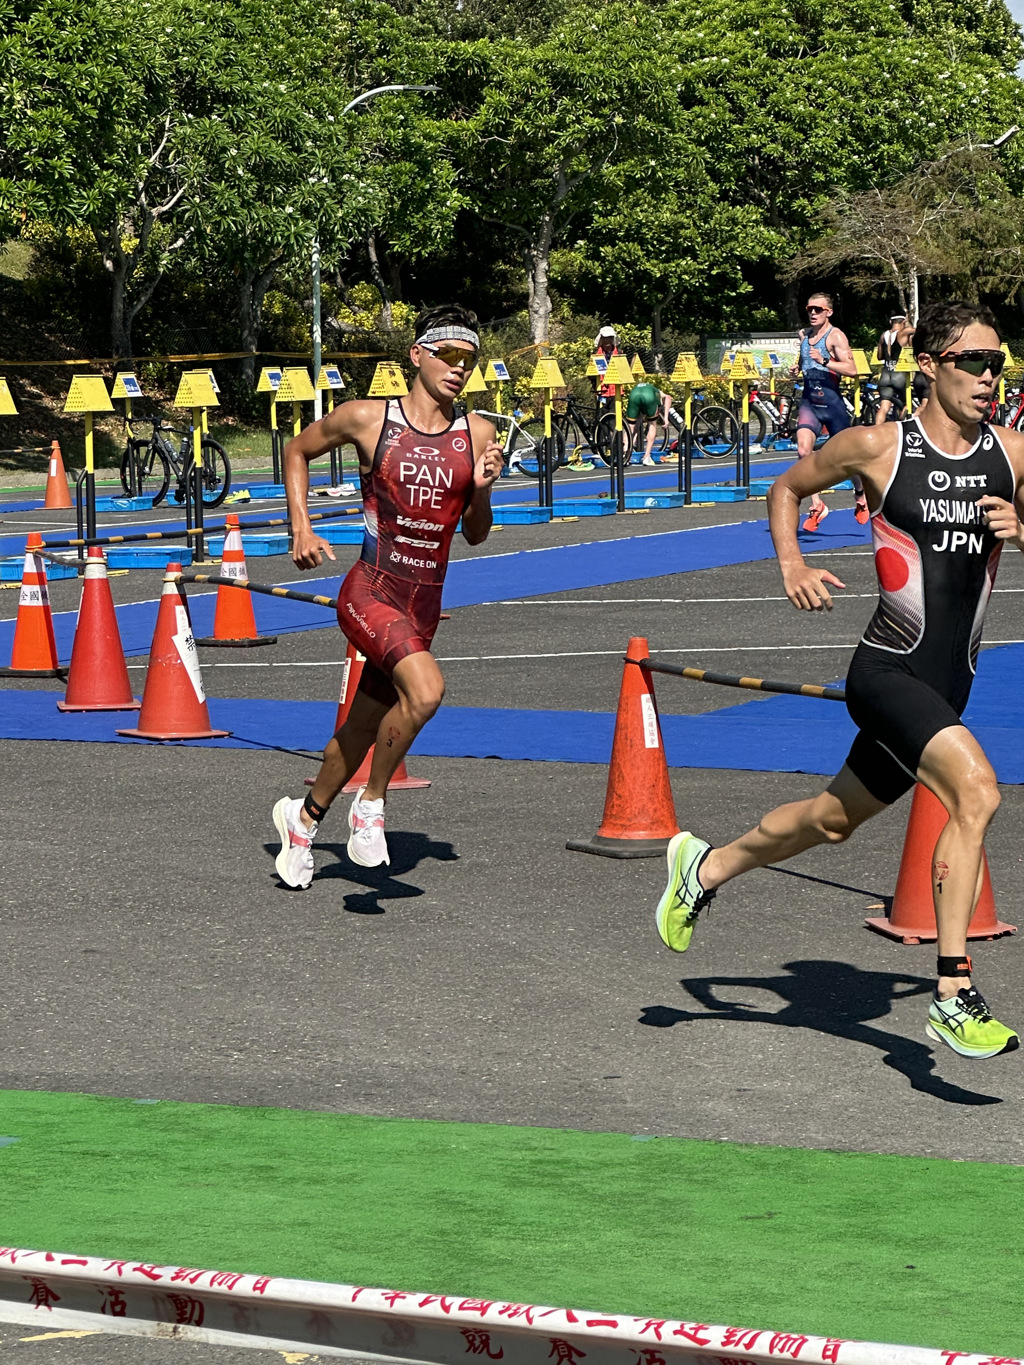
0, 1249, 1006, 1365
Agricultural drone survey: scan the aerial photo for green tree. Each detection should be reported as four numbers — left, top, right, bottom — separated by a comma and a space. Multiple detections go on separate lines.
456, 3, 680, 342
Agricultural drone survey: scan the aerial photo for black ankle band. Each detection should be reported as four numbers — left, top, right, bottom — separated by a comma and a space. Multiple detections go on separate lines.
303, 793, 329, 822
937, 954, 972, 977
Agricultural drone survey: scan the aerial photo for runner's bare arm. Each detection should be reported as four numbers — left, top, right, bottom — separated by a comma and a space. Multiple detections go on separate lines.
825, 327, 859, 379
463, 415, 500, 545
284, 400, 382, 571
767, 426, 895, 611
982, 428, 1024, 550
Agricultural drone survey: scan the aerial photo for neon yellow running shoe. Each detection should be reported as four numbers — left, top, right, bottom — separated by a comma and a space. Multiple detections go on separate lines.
655, 831, 715, 952
926, 988, 1019, 1060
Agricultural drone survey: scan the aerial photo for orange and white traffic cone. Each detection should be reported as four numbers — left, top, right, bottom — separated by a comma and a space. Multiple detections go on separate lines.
58, 546, 139, 711
566, 635, 680, 857
0, 532, 64, 678
194, 514, 277, 647
43, 440, 73, 510
865, 784, 1016, 943
117, 563, 230, 740
304, 637, 431, 791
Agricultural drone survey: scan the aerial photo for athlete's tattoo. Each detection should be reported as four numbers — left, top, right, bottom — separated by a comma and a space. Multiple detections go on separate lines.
934, 860, 950, 894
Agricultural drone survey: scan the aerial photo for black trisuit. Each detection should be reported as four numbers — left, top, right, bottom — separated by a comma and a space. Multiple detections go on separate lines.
844, 416, 1015, 804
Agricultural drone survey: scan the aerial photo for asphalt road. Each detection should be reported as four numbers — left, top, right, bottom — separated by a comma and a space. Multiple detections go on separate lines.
2, 478, 1023, 1362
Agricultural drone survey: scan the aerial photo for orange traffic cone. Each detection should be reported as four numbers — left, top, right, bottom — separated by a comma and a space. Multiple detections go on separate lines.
43, 440, 73, 510
117, 564, 230, 741
0, 532, 64, 678
194, 514, 277, 648
58, 546, 139, 711
304, 638, 431, 791
566, 635, 680, 857
865, 784, 1016, 943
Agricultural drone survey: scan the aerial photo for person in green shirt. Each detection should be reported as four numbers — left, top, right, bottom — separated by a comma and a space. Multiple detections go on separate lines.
625, 380, 671, 464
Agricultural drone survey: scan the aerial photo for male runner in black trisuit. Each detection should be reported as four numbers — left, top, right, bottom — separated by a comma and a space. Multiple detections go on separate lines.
655, 300, 1021, 1060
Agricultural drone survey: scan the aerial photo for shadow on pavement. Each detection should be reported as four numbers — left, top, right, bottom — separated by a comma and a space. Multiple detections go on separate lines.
639, 959, 1002, 1106
264, 831, 459, 914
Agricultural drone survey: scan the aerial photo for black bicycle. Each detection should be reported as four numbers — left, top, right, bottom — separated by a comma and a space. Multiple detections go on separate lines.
119, 418, 231, 508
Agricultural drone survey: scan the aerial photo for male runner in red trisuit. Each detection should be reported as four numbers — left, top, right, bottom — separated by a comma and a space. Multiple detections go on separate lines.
656, 300, 1023, 1061
273, 304, 501, 886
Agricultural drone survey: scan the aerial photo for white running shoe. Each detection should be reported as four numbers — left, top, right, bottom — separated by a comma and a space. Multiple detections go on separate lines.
272, 797, 318, 889
347, 787, 389, 867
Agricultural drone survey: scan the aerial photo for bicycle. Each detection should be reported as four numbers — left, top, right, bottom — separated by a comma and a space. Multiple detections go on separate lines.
475, 408, 565, 477
119, 417, 232, 508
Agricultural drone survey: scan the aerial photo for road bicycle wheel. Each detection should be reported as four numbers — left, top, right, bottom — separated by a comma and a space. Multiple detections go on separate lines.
594, 411, 622, 464
119, 438, 171, 505
508, 419, 565, 476
746, 408, 767, 447
198, 439, 231, 507
691, 405, 739, 458
557, 417, 593, 468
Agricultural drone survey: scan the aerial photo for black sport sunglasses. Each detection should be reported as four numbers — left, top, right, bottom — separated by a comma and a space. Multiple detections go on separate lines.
934, 348, 1005, 377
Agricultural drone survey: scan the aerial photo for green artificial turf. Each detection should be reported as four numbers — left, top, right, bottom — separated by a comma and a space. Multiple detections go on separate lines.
0, 1088, 1020, 1355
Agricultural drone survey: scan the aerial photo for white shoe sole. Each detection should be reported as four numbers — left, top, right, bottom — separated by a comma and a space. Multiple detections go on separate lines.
272, 798, 311, 889
347, 796, 389, 868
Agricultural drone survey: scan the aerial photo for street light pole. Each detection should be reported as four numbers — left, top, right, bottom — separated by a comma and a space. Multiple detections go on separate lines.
312, 83, 439, 420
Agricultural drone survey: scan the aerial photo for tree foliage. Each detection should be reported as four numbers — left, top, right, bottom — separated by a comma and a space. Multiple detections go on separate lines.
0, 0, 1023, 358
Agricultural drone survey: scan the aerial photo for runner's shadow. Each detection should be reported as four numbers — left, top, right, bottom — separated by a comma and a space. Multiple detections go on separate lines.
639, 959, 1001, 1106
295, 832, 458, 914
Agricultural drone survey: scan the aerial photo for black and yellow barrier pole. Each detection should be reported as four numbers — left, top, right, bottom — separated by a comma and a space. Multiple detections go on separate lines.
257, 366, 284, 483
317, 364, 346, 484
63, 375, 114, 541
601, 353, 633, 513
850, 349, 873, 425
173, 371, 220, 563
530, 356, 566, 510
730, 352, 760, 490
670, 352, 703, 505
485, 359, 510, 419
111, 372, 143, 496
635, 654, 847, 702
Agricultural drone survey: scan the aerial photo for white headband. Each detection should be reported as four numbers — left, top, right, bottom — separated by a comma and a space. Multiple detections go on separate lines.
415, 325, 480, 348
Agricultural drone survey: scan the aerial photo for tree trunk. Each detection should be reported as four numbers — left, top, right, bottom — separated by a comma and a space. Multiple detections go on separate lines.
238, 258, 281, 387
783, 278, 801, 328
367, 231, 393, 330
526, 209, 556, 344
652, 304, 664, 374
109, 258, 133, 362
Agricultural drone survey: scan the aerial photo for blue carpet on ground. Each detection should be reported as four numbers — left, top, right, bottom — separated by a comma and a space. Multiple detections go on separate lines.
0, 497, 46, 513
2, 644, 1022, 783
0, 462, 793, 557
0, 511, 869, 664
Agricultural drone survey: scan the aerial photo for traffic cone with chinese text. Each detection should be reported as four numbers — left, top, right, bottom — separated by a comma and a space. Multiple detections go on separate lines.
43, 440, 73, 510
566, 636, 680, 857
58, 546, 139, 711
194, 514, 277, 647
117, 564, 229, 740
304, 637, 431, 790
865, 783, 1016, 942
0, 533, 64, 677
